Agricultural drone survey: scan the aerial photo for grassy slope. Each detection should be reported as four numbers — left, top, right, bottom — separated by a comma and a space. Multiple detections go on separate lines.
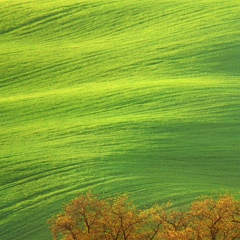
0, 0, 240, 239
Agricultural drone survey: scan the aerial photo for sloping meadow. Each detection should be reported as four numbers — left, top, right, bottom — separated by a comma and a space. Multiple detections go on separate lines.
0, 1, 239, 239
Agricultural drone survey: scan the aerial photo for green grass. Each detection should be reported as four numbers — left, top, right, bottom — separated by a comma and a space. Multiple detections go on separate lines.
0, 1, 240, 239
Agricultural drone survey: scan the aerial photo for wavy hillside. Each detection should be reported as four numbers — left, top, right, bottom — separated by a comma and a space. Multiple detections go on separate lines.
0, 1, 239, 239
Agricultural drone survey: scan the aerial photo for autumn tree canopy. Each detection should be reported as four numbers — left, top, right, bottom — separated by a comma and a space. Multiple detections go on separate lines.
49, 192, 240, 240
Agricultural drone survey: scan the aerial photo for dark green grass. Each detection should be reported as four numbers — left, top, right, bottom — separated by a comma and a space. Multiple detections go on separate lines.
0, 1, 240, 239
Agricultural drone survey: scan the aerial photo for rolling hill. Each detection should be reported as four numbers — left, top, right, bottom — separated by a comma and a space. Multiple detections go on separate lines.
0, 1, 239, 239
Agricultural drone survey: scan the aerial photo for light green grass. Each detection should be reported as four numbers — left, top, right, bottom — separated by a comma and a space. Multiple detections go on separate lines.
0, 1, 240, 239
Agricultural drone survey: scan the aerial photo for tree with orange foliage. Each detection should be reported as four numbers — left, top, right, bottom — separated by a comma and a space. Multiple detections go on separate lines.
49, 192, 240, 240
188, 195, 240, 240
49, 192, 152, 240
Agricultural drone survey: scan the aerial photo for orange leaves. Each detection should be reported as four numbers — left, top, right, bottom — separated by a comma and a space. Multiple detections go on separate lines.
189, 195, 240, 240
49, 193, 240, 240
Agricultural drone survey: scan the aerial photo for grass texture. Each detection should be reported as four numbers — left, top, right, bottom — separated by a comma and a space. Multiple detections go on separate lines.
0, 1, 240, 239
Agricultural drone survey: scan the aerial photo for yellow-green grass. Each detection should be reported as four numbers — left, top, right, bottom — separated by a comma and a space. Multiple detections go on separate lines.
0, 1, 239, 239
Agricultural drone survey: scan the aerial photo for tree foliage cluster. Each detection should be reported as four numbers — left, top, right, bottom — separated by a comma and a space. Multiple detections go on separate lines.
49, 192, 240, 240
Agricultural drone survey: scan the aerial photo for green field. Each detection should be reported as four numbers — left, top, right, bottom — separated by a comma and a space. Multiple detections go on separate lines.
0, 1, 240, 239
